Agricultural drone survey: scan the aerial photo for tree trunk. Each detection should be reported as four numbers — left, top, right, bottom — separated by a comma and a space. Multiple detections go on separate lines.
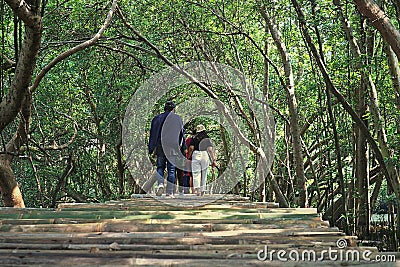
356, 77, 370, 228
116, 135, 125, 195
370, 173, 383, 211
335, 0, 398, 232
334, 0, 370, 230
260, 6, 308, 207
353, 0, 400, 59
382, 47, 400, 247
384, 44, 400, 133
0, 93, 31, 207
0, 1, 42, 207
0, 24, 41, 132
51, 153, 74, 208
314, 0, 347, 229
0, 158, 24, 207
260, 31, 270, 203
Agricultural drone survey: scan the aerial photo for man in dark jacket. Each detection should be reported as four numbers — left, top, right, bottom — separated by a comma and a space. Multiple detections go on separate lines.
148, 101, 185, 197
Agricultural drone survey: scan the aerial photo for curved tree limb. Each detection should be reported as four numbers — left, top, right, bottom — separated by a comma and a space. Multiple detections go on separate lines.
30, 0, 118, 93
353, 0, 400, 59
1, 53, 16, 71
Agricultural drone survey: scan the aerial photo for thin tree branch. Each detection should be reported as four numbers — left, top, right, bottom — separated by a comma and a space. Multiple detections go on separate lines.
30, 0, 118, 93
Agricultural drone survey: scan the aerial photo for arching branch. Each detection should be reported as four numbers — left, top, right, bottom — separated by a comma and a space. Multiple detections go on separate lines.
353, 0, 400, 59
30, 0, 118, 93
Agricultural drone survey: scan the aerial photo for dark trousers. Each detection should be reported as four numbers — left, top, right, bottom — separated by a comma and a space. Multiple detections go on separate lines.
156, 154, 176, 195
176, 168, 184, 193
176, 169, 192, 193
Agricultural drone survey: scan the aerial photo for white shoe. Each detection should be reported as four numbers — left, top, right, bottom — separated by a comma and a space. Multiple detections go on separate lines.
156, 186, 164, 196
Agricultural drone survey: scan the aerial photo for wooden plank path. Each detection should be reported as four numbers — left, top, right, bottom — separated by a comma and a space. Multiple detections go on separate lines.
0, 194, 396, 266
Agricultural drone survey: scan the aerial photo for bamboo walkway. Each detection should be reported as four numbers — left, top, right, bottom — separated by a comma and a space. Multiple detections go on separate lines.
0, 194, 397, 266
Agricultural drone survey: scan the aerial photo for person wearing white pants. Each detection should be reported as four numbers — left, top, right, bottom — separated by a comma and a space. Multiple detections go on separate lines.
189, 125, 217, 196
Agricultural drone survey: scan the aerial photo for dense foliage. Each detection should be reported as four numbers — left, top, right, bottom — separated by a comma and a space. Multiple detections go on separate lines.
1, 0, 399, 250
